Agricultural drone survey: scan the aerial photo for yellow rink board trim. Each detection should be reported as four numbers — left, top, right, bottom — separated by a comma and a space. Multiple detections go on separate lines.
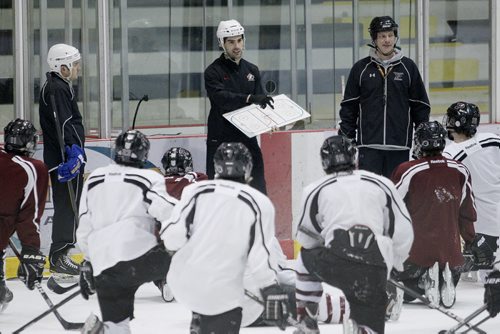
5, 254, 84, 280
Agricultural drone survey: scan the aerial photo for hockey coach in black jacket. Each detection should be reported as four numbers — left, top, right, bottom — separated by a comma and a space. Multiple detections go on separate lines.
339, 16, 430, 178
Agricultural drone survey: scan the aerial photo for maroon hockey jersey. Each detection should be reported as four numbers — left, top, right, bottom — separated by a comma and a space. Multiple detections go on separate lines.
0, 149, 49, 251
165, 172, 208, 200
391, 155, 476, 269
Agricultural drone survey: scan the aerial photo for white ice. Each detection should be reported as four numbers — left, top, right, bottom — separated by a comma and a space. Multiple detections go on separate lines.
1, 278, 499, 333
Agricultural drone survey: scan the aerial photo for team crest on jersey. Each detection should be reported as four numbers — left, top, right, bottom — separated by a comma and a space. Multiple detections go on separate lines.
247, 73, 255, 81
393, 72, 404, 81
223, 74, 230, 81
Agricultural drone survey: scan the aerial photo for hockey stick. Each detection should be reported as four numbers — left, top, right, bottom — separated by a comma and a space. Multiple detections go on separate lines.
47, 275, 79, 294
459, 314, 491, 334
13, 289, 81, 333
441, 304, 488, 333
389, 279, 486, 334
45, 72, 79, 218
9, 240, 84, 331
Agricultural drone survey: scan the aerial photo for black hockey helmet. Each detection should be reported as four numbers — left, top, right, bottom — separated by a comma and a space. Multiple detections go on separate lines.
213, 142, 253, 182
413, 121, 447, 159
161, 147, 193, 176
321, 135, 356, 174
3, 118, 38, 157
369, 16, 399, 41
444, 101, 480, 137
114, 129, 150, 168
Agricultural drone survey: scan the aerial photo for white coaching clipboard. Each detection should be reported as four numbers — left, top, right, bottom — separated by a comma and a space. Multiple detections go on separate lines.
223, 94, 311, 138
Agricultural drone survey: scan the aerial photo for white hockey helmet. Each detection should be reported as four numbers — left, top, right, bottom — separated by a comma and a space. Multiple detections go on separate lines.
217, 19, 245, 49
47, 43, 81, 73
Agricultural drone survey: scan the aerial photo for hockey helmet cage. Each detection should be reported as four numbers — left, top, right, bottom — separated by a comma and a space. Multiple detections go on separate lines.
217, 19, 245, 49
369, 16, 399, 41
47, 44, 81, 73
413, 121, 447, 159
161, 147, 193, 176
3, 118, 38, 157
444, 101, 480, 137
321, 135, 356, 174
213, 142, 253, 182
114, 130, 150, 167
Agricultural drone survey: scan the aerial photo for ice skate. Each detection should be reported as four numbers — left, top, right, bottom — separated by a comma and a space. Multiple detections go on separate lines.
386, 281, 404, 321
50, 251, 80, 284
440, 262, 456, 308
343, 318, 377, 334
154, 279, 174, 302
421, 262, 439, 305
294, 302, 320, 334
0, 280, 13, 313
81, 313, 104, 334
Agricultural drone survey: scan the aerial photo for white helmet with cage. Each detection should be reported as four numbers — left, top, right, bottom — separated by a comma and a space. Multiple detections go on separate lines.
47, 43, 81, 73
217, 19, 245, 51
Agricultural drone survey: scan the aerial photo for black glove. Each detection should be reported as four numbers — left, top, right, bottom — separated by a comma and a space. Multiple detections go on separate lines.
484, 270, 500, 317
17, 248, 46, 290
261, 283, 289, 330
470, 234, 497, 268
79, 261, 96, 300
249, 94, 274, 109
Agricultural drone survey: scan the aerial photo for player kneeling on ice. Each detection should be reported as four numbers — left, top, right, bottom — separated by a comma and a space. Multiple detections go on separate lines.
390, 121, 476, 309
0, 119, 49, 313
294, 135, 414, 334
77, 130, 177, 333
160, 142, 289, 333
241, 236, 351, 329
153, 146, 208, 303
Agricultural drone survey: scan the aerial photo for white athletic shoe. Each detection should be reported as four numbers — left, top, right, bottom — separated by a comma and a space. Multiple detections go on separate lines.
440, 262, 456, 308
423, 262, 439, 306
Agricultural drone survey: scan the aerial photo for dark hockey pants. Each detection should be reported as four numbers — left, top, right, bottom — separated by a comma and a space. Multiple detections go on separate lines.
190, 307, 242, 334
301, 234, 388, 334
49, 170, 83, 258
94, 244, 171, 324
358, 147, 410, 178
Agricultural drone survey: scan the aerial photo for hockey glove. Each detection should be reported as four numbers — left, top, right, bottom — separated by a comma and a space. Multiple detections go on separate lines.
484, 270, 500, 317
261, 283, 289, 330
79, 261, 96, 300
249, 94, 274, 109
470, 234, 497, 268
57, 145, 85, 182
17, 248, 46, 290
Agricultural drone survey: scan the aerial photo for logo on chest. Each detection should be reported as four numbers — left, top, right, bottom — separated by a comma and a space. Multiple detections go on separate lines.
393, 72, 404, 81
223, 74, 230, 81
246, 73, 255, 82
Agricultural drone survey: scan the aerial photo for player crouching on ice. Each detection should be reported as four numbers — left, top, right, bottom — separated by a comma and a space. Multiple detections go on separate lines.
77, 130, 177, 333
390, 121, 476, 309
160, 142, 289, 333
294, 135, 414, 334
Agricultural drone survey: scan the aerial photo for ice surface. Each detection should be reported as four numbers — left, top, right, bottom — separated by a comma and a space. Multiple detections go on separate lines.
1, 278, 498, 333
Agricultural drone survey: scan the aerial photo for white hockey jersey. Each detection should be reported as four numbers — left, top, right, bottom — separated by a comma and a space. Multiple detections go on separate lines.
161, 179, 279, 316
443, 132, 500, 236
77, 164, 177, 276
296, 170, 414, 273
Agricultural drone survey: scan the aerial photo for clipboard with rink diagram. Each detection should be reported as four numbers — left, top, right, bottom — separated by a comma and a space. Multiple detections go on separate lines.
223, 94, 311, 138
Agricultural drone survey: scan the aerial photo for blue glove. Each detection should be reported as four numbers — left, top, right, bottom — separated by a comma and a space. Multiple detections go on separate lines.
57, 145, 85, 182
